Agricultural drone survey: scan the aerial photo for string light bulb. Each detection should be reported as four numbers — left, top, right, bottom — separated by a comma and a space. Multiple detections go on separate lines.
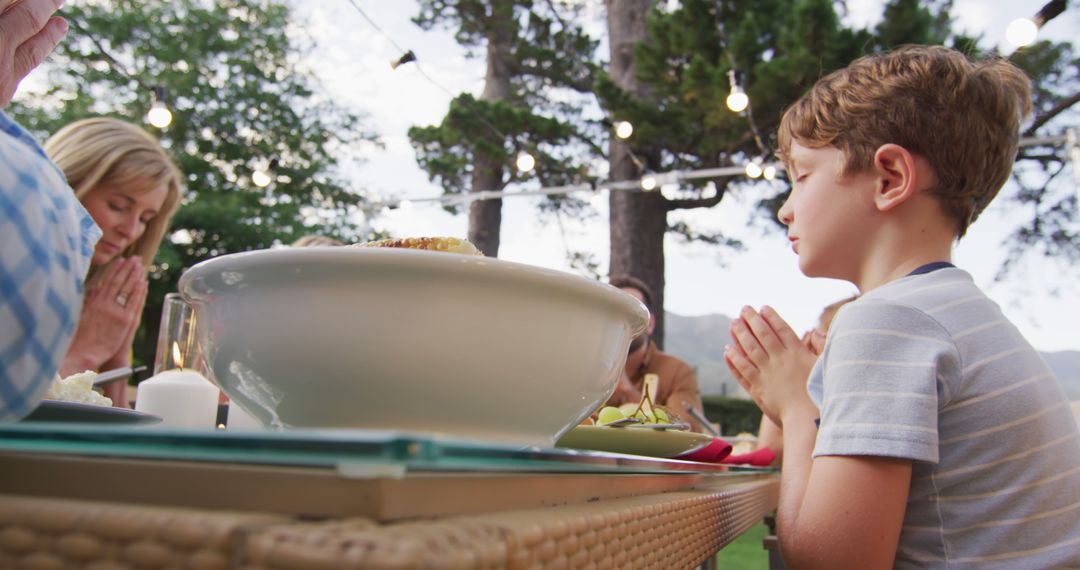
1005, 18, 1039, 47
640, 174, 658, 191
763, 165, 777, 180
745, 159, 763, 179
391, 50, 417, 70
515, 151, 536, 173
252, 169, 272, 188
725, 70, 748, 113
146, 86, 173, 129
252, 158, 278, 188
614, 120, 634, 140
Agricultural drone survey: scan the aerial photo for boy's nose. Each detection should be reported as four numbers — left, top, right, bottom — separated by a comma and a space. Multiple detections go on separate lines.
777, 196, 793, 225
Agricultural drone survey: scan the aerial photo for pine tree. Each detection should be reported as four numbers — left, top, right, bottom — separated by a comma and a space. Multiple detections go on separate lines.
408, 0, 600, 257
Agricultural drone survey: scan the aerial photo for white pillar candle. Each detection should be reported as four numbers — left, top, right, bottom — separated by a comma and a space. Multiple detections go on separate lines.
135, 369, 220, 429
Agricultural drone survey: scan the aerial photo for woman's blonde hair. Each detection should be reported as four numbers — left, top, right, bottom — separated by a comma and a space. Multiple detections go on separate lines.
291, 235, 343, 247
777, 45, 1032, 237
44, 117, 183, 282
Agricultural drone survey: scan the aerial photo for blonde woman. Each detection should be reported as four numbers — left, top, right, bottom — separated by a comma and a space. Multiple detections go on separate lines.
44, 117, 183, 406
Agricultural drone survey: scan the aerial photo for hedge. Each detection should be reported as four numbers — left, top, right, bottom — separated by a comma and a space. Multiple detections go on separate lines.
701, 396, 763, 435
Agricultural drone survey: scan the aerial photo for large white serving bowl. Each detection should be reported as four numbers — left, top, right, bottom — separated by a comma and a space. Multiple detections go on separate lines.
178, 247, 649, 446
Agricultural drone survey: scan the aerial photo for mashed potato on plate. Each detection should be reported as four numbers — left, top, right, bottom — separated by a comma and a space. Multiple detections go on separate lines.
44, 371, 113, 407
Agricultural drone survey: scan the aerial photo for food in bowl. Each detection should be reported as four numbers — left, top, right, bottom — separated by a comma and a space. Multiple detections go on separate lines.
355, 236, 482, 256
44, 371, 112, 406
178, 246, 649, 446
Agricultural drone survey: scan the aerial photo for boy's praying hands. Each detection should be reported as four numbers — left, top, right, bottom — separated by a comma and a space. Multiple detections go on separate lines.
724, 306, 819, 429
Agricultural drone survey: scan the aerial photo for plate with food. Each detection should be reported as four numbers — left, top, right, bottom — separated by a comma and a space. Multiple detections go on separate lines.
555, 425, 713, 458
556, 374, 713, 457
22, 400, 161, 425
20, 370, 161, 425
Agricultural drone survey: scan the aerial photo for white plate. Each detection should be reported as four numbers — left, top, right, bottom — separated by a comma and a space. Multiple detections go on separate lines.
22, 400, 162, 425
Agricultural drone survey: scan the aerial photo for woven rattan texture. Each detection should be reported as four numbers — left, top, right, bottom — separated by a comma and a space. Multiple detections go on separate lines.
240, 481, 779, 570
0, 479, 777, 569
0, 495, 285, 569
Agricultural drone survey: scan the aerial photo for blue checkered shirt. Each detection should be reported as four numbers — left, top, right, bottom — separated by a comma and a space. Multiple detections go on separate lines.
0, 111, 100, 421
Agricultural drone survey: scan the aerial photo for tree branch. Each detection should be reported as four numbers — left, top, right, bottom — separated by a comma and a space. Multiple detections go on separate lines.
514, 62, 595, 93
1024, 91, 1080, 135
1018, 152, 1066, 162
543, 0, 572, 34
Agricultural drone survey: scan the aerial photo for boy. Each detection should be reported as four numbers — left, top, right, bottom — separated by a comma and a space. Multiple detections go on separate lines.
724, 45, 1080, 569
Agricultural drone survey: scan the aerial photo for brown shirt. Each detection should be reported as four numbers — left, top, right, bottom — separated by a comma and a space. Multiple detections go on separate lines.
605, 340, 706, 432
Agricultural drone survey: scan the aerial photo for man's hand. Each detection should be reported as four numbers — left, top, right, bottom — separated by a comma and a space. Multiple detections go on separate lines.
610, 370, 641, 404
0, 0, 68, 108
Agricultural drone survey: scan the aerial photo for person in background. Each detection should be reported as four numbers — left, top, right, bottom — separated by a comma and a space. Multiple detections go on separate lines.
45, 117, 183, 407
291, 234, 343, 247
749, 294, 857, 466
724, 45, 1080, 568
606, 275, 706, 432
0, 0, 99, 420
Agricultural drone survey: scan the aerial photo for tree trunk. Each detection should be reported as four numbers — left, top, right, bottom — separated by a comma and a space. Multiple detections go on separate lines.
468, 0, 515, 258
606, 0, 668, 348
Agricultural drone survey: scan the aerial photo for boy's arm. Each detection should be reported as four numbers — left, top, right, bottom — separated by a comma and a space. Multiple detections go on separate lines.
725, 305, 913, 568
777, 402, 911, 569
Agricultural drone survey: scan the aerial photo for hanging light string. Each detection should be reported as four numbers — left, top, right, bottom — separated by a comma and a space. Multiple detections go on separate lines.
377, 132, 1077, 210
66, 3, 1075, 208
1005, 0, 1067, 50
67, 16, 174, 128
342, 0, 522, 162
66, 17, 152, 92
712, 1, 768, 157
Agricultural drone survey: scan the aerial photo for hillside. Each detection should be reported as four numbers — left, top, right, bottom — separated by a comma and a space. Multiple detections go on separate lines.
665, 312, 1080, 399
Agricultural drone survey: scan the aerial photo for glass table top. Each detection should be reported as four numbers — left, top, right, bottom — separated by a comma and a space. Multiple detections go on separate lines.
0, 423, 770, 476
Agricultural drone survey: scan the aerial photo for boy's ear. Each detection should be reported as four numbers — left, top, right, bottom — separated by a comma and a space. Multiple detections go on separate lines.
872, 144, 918, 212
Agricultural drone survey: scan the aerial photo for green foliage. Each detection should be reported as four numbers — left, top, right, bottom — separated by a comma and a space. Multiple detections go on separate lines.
7, 0, 376, 367
601, 0, 1079, 268
408, 1, 600, 219
597, 0, 885, 246
408, 93, 587, 211
702, 396, 762, 435
875, 0, 952, 48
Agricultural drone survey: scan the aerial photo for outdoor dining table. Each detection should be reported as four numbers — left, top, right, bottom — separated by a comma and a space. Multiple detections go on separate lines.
0, 424, 778, 569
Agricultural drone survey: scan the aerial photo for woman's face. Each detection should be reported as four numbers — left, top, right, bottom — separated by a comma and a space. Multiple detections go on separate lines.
81, 182, 168, 266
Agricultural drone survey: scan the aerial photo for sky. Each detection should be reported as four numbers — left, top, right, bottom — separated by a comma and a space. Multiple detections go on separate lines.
303, 1, 1080, 352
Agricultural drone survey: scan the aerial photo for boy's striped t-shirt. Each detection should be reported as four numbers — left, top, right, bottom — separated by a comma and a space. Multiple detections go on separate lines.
807, 267, 1080, 569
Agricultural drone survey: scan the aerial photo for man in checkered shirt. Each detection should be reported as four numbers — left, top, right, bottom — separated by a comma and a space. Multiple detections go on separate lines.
0, 0, 101, 420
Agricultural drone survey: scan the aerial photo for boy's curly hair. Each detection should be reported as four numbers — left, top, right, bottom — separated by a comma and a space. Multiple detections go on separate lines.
777, 45, 1032, 237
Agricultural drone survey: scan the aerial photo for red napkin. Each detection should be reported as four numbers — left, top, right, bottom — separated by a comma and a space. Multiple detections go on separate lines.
675, 440, 777, 467
674, 437, 733, 462
719, 447, 776, 467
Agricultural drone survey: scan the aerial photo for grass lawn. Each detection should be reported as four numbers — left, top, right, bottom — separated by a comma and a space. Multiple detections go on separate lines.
714, 523, 770, 569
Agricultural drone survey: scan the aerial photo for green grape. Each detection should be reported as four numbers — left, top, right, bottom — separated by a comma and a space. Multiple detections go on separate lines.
654, 408, 670, 423
597, 406, 626, 425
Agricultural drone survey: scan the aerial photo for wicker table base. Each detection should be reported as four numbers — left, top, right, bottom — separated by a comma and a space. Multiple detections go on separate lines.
0, 479, 777, 569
